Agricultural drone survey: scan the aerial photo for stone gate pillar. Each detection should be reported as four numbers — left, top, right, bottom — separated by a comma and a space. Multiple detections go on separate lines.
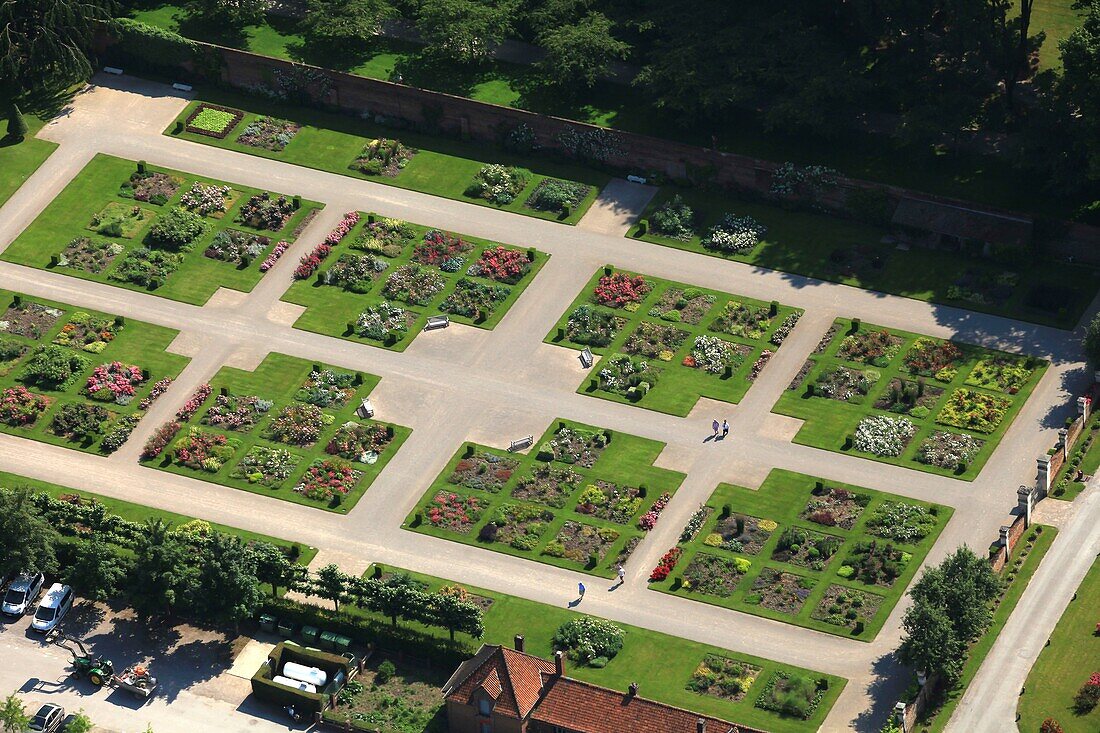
1017, 485, 1033, 526
1037, 455, 1052, 497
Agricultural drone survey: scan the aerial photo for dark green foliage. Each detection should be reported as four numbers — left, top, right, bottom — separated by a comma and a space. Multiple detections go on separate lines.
5, 103, 27, 139
21, 344, 90, 390
65, 536, 132, 601
111, 18, 197, 70
146, 207, 207, 251
0, 486, 59, 577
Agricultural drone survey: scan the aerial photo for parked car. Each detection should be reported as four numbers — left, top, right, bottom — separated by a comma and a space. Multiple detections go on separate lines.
2, 572, 46, 617
30, 584, 73, 633
27, 703, 65, 732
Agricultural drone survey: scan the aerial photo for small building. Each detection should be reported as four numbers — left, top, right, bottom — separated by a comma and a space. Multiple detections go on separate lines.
441, 636, 761, 733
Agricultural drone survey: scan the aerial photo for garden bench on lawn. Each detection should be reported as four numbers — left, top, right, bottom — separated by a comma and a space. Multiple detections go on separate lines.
425, 315, 449, 330
509, 435, 534, 452
579, 347, 594, 369
355, 398, 375, 419
626, 174, 648, 185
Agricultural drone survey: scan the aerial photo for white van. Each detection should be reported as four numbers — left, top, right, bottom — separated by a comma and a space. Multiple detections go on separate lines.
30, 584, 73, 633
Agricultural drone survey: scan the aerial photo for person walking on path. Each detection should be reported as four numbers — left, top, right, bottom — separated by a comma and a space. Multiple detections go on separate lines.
578, 582, 586, 598
712, 419, 720, 438
722, 419, 730, 439
616, 564, 625, 586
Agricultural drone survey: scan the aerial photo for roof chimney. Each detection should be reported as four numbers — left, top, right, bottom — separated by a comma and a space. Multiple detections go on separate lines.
628, 682, 638, 697
514, 634, 525, 653
554, 650, 565, 677
696, 719, 706, 733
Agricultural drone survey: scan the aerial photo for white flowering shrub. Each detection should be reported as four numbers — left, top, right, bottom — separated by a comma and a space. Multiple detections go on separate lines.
853, 415, 916, 456
702, 214, 767, 253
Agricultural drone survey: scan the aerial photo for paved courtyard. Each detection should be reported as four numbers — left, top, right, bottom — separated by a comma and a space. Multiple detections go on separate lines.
0, 75, 1097, 732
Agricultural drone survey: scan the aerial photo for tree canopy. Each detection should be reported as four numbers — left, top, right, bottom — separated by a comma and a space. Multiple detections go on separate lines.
0, 486, 59, 577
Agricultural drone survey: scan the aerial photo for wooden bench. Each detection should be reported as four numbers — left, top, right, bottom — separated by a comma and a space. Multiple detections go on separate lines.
355, 398, 375, 419
425, 315, 449, 331
579, 347, 594, 369
508, 435, 534, 452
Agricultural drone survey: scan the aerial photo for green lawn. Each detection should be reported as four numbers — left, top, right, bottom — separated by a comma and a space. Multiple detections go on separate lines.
627, 187, 1095, 329
126, 5, 1089, 219
1050, 413, 1100, 501
145, 352, 410, 514
1028, 0, 1085, 70
1018, 558, 1100, 732
166, 97, 605, 225
0, 469, 317, 564
0, 290, 190, 455
404, 419, 685, 579
282, 211, 548, 352
772, 317, 1048, 480
1, 154, 323, 306
544, 267, 802, 416
649, 469, 951, 641
348, 564, 845, 733
916, 525, 1056, 731
0, 115, 56, 207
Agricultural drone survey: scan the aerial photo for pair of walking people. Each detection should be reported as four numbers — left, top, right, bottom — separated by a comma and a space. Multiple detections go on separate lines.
712, 419, 730, 439
576, 564, 625, 601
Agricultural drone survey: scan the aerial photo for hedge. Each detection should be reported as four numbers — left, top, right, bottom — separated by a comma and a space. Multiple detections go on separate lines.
108, 19, 198, 73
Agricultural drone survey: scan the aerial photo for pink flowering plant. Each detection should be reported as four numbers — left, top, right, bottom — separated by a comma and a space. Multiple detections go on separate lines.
638, 492, 672, 530
175, 383, 212, 421
294, 457, 362, 501
470, 246, 531, 284
593, 273, 651, 308
172, 427, 239, 473
138, 377, 173, 410
259, 241, 290, 272
424, 491, 484, 534
0, 386, 49, 427
85, 361, 146, 405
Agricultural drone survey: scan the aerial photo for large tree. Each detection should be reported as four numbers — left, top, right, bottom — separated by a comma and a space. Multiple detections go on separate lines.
0, 693, 28, 733
415, 0, 518, 64
0, 0, 116, 98
66, 537, 130, 602
536, 12, 630, 90
128, 519, 198, 620
427, 591, 484, 641
193, 533, 264, 625
303, 0, 393, 44
1058, 1, 1100, 182
184, 0, 266, 30
0, 486, 58, 578
251, 542, 306, 598
310, 563, 352, 612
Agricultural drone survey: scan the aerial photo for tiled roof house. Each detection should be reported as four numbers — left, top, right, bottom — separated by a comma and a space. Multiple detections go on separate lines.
442, 636, 764, 733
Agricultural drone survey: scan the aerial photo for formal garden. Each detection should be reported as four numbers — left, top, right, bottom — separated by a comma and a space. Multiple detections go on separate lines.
1018, 558, 1100, 733
333, 564, 845, 733
773, 317, 1047, 479
0, 290, 190, 455
0, 154, 323, 305
141, 352, 409, 512
545, 267, 802, 415
281, 211, 548, 351
626, 187, 1094, 329
167, 97, 605, 225
648, 469, 951, 640
404, 419, 683, 578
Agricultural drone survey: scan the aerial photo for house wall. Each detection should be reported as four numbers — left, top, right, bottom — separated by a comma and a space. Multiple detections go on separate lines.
446, 700, 526, 733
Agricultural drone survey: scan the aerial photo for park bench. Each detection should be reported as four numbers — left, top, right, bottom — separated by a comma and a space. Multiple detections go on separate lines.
626, 174, 648, 185
172, 83, 193, 92
355, 398, 375, 419
579, 347, 594, 369
508, 435, 534, 452
425, 315, 449, 331
103, 67, 123, 75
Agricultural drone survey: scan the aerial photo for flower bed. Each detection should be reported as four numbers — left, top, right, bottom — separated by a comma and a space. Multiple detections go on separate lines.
747, 568, 815, 614
621, 321, 688, 360
936, 388, 1011, 433
711, 300, 772, 339
448, 451, 519, 493
258, 241, 290, 272
295, 458, 362, 501
412, 230, 472, 268
109, 247, 182, 288
564, 305, 623, 347
706, 514, 776, 555
237, 193, 295, 231
837, 329, 902, 366
852, 415, 916, 456
175, 383, 212, 421
593, 273, 651, 309
423, 490, 484, 533
701, 214, 766, 253
355, 301, 412, 342
54, 311, 118, 352
769, 313, 801, 347
293, 243, 332, 280
204, 229, 270, 264
350, 137, 416, 176
230, 445, 300, 487
964, 355, 1034, 393
524, 178, 588, 214
141, 420, 181, 459
811, 585, 883, 632
770, 526, 842, 571
754, 671, 826, 720
180, 181, 234, 217
0, 302, 63, 339
866, 501, 938, 543
544, 425, 607, 467
575, 481, 643, 524
542, 521, 619, 564
800, 485, 869, 530
267, 403, 329, 447
87, 202, 154, 238
682, 553, 749, 597
382, 264, 446, 305
172, 427, 239, 473
873, 378, 943, 417
145, 207, 207, 251
59, 237, 122, 273
296, 369, 358, 408
352, 217, 417, 256
201, 393, 272, 432
325, 421, 392, 463
0, 337, 27, 374
747, 348, 773, 381
648, 195, 695, 240
21, 345, 89, 390
650, 546, 682, 581
686, 655, 761, 702
637, 492, 671, 530
120, 171, 181, 205
552, 617, 624, 666
321, 253, 387, 292
680, 506, 712, 543
839, 540, 909, 587
597, 354, 660, 398
482, 503, 554, 550
0, 386, 49, 426
138, 377, 172, 410
812, 365, 877, 402
685, 335, 749, 374
466, 164, 528, 205
85, 362, 145, 405
650, 287, 714, 325
49, 402, 112, 441
184, 104, 244, 138
510, 463, 580, 507
441, 279, 511, 320
236, 116, 300, 151
916, 430, 983, 470
903, 337, 964, 381
470, 246, 531, 284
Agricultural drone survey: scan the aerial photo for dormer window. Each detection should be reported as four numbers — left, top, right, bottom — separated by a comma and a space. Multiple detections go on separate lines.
478, 698, 492, 716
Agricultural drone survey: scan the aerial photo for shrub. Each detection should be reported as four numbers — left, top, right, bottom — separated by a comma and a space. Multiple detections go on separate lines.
552, 617, 625, 665
146, 207, 206, 250
701, 214, 766, 253
1040, 719, 1063, 733
525, 178, 588, 214
466, 164, 529, 205
649, 195, 695, 240
376, 659, 396, 683
21, 345, 90, 390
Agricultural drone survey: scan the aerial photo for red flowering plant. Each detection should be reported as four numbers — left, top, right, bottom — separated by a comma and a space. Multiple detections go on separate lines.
85, 361, 146, 404
294, 211, 359, 279
295, 458, 363, 501
649, 547, 682, 582
473, 246, 530, 284
172, 427, 238, 472
175, 383, 212, 421
141, 420, 181, 459
0, 386, 49, 427
413, 229, 472, 266
593, 273, 651, 308
638, 492, 672, 530
424, 491, 484, 533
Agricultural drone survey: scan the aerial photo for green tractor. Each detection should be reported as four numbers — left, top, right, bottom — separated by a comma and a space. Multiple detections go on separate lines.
48, 633, 114, 686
